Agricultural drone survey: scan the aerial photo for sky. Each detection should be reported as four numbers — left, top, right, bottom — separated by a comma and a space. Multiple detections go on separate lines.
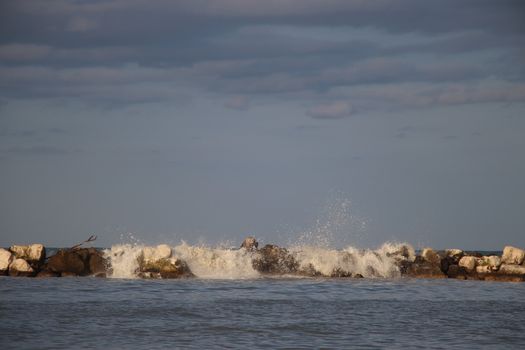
1, 0, 524, 249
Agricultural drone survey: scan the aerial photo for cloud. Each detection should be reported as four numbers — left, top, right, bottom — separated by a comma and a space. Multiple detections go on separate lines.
307, 101, 353, 119
3, 146, 82, 156
66, 17, 98, 32
224, 95, 250, 110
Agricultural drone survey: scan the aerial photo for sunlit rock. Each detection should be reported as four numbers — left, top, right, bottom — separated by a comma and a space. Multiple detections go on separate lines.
140, 257, 193, 278
0, 248, 14, 275
240, 236, 259, 251
9, 244, 46, 263
480, 255, 502, 271
458, 256, 477, 273
421, 248, 441, 265
499, 264, 525, 275
9, 258, 34, 277
501, 246, 525, 265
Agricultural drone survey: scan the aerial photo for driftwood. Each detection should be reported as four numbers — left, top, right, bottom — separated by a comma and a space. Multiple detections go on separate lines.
69, 235, 97, 251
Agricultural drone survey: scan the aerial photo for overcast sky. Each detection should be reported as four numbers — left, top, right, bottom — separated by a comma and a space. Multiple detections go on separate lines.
1, 0, 524, 249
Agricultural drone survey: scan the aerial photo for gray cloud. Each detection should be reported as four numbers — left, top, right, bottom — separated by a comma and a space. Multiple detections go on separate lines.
3, 146, 82, 156
307, 101, 353, 119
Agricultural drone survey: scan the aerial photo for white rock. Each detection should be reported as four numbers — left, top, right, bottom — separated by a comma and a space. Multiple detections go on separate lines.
0, 248, 13, 273
9, 258, 34, 276
27, 244, 45, 262
482, 255, 502, 271
501, 246, 525, 265
9, 244, 45, 262
499, 264, 525, 275
421, 248, 441, 265
476, 265, 491, 274
446, 249, 463, 258
459, 256, 477, 272
9, 245, 27, 258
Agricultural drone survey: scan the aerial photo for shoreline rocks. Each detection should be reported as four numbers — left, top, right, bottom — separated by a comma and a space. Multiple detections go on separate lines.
2, 239, 525, 282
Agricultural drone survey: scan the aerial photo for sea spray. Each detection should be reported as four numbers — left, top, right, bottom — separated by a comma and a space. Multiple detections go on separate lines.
289, 242, 412, 278
105, 244, 143, 279
173, 242, 259, 279
104, 241, 414, 279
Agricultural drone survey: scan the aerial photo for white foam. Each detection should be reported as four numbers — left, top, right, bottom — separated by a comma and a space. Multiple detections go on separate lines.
173, 242, 259, 279
104, 241, 414, 279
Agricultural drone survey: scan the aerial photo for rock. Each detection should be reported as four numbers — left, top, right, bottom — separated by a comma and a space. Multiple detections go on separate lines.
384, 244, 416, 263
9, 244, 46, 263
499, 264, 525, 275
421, 248, 441, 265
240, 236, 259, 251
88, 252, 108, 277
47, 249, 86, 276
8, 258, 34, 277
445, 249, 464, 264
458, 256, 477, 272
252, 244, 298, 274
476, 265, 491, 274
406, 261, 446, 278
0, 248, 13, 275
480, 255, 502, 271
36, 270, 60, 278
501, 246, 525, 265
446, 264, 467, 279
141, 257, 193, 278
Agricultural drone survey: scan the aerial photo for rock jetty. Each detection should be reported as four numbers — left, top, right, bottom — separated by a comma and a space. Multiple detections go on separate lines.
1, 240, 525, 282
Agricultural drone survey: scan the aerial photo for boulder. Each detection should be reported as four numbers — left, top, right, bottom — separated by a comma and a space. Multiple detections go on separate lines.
501, 246, 525, 265
445, 249, 464, 264
0, 248, 13, 275
140, 257, 193, 278
405, 261, 446, 278
240, 236, 259, 251
47, 249, 87, 276
499, 264, 525, 275
480, 255, 502, 271
252, 244, 298, 274
8, 258, 34, 277
36, 270, 60, 278
458, 256, 477, 273
384, 244, 416, 263
89, 252, 108, 277
9, 244, 46, 264
446, 264, 467, 279
421, 248, 441, 265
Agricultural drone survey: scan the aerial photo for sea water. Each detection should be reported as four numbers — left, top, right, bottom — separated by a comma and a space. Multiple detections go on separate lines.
1, 244, 525, 349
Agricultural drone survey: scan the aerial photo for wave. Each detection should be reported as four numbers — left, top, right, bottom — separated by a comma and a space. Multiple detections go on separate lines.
105, 242, 414, 279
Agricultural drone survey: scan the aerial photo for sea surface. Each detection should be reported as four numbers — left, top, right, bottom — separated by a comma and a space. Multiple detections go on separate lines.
1, 276, 525, 349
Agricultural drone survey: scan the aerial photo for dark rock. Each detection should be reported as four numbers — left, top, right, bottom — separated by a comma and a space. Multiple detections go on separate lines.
406, 261, 446, 279
330, 268, 353, 278
252, 244, 298, 274
47, 249, 86, 275
36, 270, 60, 278
88, 251, 108, 276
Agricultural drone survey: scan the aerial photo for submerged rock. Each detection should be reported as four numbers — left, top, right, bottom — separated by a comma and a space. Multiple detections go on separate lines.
252, 244, 298, 274
9, 258, 34, 277
0, 248, 14, 275
240, 236, 259, 251
501, 246, 525, 265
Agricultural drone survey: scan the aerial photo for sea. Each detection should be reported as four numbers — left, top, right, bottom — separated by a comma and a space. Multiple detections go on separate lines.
1, 243, 525, 349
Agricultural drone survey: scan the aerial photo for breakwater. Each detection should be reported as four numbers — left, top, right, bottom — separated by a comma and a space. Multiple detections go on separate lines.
1, 237, 524, 281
